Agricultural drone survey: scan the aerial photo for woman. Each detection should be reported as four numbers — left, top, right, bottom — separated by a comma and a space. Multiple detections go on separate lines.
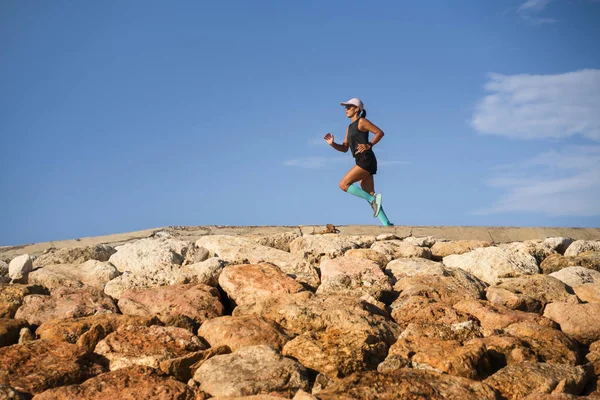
324, 98, 392, 226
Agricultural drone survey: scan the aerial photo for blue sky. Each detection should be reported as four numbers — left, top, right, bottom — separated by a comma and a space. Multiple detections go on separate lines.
1, 0, 599, 245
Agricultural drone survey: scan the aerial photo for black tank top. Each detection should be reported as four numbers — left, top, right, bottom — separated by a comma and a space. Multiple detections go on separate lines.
348, 118, 370, 157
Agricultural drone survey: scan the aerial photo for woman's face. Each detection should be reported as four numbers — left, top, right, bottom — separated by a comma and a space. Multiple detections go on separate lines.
345, 105, 359, 118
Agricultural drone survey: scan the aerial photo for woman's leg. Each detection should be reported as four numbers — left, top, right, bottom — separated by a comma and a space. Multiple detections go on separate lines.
360, 175, 375, 196
339, 166, 374, 202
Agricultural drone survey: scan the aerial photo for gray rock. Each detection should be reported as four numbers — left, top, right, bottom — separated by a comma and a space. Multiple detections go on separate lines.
549, 267, 600, 287
9, 255, 33, 284
564, 240, 600, 257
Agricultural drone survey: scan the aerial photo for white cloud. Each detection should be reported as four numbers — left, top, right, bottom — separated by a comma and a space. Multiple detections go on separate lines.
471, 69, 600, 141
517, 0, 557, 24
518, 0, 552, 12
473, 146, 600, 217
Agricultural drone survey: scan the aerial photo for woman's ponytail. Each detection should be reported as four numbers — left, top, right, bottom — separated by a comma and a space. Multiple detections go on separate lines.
360, 109, 367, 118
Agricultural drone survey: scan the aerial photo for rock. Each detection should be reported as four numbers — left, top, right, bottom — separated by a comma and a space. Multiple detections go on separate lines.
289, 235, 375, 260
159, 346, 231, 382
196, 235, 319, 288
500, 240, 558, 264
0, 340, 106, 397
218, 263, 305, 307
543, 237, 575, 255
103, 267, 189, 299
487, 275, 579, 313
453, 299, 554, 334
193, 345, 310, 397
385, 337, 491, 379
14, 287, 118, 326
543, 302, 600, 345
586, 340, 600, 376
391, 296, 474, 328
376, 233, 400, 241
118, 283, 224, 326
541, 254, 580, 275
521, 394, 581, 400
384, 257, 446, 283
573, 282, 600, 303
465, 335, 537, 371
252, 231, 300, 252
293, 390, 319, 400
550, 267, 600, 286
282, 329, 390, 379
343, 249, 391, 269
316, 256, 392, 300
443, 246, 539, 285
32, 365, 204, 400
483, 362, 589, 399
0, 284, 48, 318
0, 319, 28, 347
108, 238, 198, 274
36, 313, 161, 349
232, 292, 399, 345
0, 384, 26, 399
8, 255, 33, 284
565, 240, 600, 257
95, 325, 208, 370
197, 315, 291, 351
504, 322, 580, 365
0, 261, 8, 277
399, 320, 483, 343
370, 240, 432, 259
183, 257, 227, 287
315, 369, 500, 399
18, 327, 34, 344
43, 260, 121, 288
393, 268, 487, 306
403, 236, 438, 247
430, 240, 492, 261
28, 268, 84, 291
34, 245, 116, 267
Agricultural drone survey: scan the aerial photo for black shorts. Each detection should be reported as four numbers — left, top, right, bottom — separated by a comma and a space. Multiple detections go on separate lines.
355, 150, 377, 175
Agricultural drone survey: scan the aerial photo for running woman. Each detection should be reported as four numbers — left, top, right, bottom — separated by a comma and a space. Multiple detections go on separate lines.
324, 98, 392, 226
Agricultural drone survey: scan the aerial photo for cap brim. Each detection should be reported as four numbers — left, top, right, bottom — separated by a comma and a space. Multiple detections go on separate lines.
340, 102, 356, 107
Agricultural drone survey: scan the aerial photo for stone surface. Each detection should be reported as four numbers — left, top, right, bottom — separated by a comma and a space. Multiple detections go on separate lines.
196, 235, 319, 288
0, 319, 28, 347
503, 322, 580, 365
403, 236, 438, 247
573, 282, 600, 303
219, 263, 305, 307
28, 268, 84, 291
391, 296, 474, 328
197, 314, 291, 351
14, 287, 118, 326
443, 246, 540, 285
0, 340, 106, 396
103, 268, 189, 299
500, 240, 558, 264
543, 237, 575, 255
540, 253, 595, 275
289, 235, 374, 260
0, 261, 8, 277
159, 345, 231, 382
565, 240, 600, 257
384, 257, 446, 283
343, 249, 391, 269
95, 325, 208, 370
253, 230, 301, 252
0, 284, 48, 318
8, 255, 33, 284
487, 275, 579, 313
315, 369, 500, 399
543, 302, 600, 345
43, 260, 121, 288
32, 365, 204, 400
465, 335, 537, 371
483, 362, 589, 399
193, 345, 310, 397
34, 244, 116, 267
430, 240, 492, 260
370, 240, 432, 259
118, 283, 224, 326
183, 257, 227, 287
316, 256, 393, 300
550, 267, 600, 287
399, 320, 483, 343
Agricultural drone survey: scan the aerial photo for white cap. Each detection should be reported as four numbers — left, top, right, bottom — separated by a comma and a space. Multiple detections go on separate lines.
340, 98, 364, 111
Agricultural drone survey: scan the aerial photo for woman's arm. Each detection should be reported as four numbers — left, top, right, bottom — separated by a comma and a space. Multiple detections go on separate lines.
324, 127, 349, 153
359, 118, 385, 147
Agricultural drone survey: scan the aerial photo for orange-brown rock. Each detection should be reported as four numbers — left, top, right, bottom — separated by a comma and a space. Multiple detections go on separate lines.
0, 340, 106, 397
543, 302, 600, 345
391, 296, 474, 328
218, 263, 306, 307
430, 240, 492, 261
95, 325, 208, 370
541, 252, 600, 275
344, 248, 391, 268
483, 362, 589, 399
0, 284, 48, 318
32, 365, 205, 400
465, 335, 537, 371
197, 314, 291, 351
0, 319, 28, 348
573, 282, 600, 303
315, 369, 500, 399
118, 283, 224, 326
504, 322, 580, 365
159, 345, 231, 382
399, 320, 483, 343
33, 244, 116, 267
13, 287, 118, 325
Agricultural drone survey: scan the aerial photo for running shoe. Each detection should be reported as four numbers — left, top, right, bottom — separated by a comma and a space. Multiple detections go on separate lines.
371, 193, 382, 218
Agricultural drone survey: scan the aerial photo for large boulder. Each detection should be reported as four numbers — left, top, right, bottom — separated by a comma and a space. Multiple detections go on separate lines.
565, 240, 600, 257
192, 345, 310, 397
483, 362, 588, 399
103, 267, 188, 299
28, 268, 84, 291
344, 249, 391, 269
8, 255, 33, 284
550, 267, 600, 287
573, 282, 600, 303
0, 284, 49, 318
543, 302, 600, 345
541, 252, 600, 275
196, 235, 319, 288
34, 245, 116, 267
503, 322, 580, 365
32, 365, 203, 400
118, 283, 224, 326
316, 256, 392, 300
14, 287, 118, 326
218, 263, 306, 307
465, 335, 537, 371
391, 296, 474, 328
443, 246, 540, 285
0, 340, 106, 397
182, 257, 227, 287
384, 257, 446, 283
370, 240, 432, 260
42, 260, 121, 289
95, 325, 208, 370
430, 240, 492, 261
197, 315, 291, 351
315, 369, 500, 399
543, 237, 575, 255
500, 241, 558, 264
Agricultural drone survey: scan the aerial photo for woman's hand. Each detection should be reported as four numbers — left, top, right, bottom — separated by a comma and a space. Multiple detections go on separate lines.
356, 143, 372, 154
324, 133, 334, 145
